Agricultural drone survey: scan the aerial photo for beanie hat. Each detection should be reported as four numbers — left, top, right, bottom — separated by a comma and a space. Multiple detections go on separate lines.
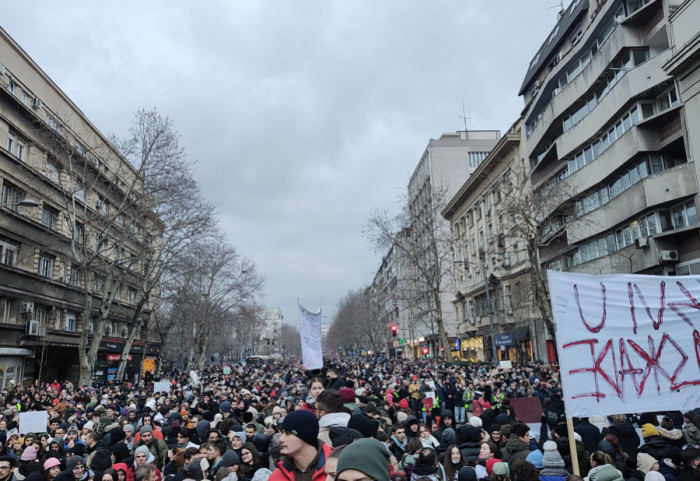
21, 446, 38, 461
398, 399, 409, 409
219, 401, 232, 413
139, 425, 153, 436
486, 458, 503, 476
526, 449, 544, 469
186, 458, 205, 481
458, 467, 478, 481
642, 424, 659, 438
542, 440, 565, 468
278, 410, 319, 446
272, 406, 283, 415
490, 424, 502, 434
339, 388, 356, 404
220, 450, 240, 467
123, 424, 135, 433
348, 414, 378, 439
43, 457, 61, 470
66, 456, 85, 471
469, 416, 482, 428
337, 438, 390, 481
492, 462, 509, 477
496, 413, 509, 425
364, 403, 377, 414
83, 421, 94, 431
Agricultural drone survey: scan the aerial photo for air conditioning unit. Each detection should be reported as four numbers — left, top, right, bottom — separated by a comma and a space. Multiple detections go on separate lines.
32, 97, 42, 109
20, 301, 34, 314
38, 327, 47, 337
506, 308, 514, 315
635, 237, 648, 248
660, 250, 679, 261
27, 320, 40, 336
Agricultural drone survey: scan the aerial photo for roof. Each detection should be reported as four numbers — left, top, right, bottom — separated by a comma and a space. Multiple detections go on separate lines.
518, 0, 589, 96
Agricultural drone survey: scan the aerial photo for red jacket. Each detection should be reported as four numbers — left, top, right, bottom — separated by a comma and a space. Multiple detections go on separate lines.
268, 444, 332, 481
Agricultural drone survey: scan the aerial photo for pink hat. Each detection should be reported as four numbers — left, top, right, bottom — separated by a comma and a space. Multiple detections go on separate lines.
44, 457, 61, 470
20, 446, 37, 461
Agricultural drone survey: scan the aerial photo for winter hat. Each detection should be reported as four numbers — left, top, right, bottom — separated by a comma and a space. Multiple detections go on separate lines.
139, 425, 153, 436
526, 449, 544, 469
337, 438, 390, 481
397, 412, 408, 422
490, 424, 502, 434
398, 399, 409, 409
492, 462, 509, 477
458, 467, 478, 481
272, 406, 283, 415
441, 428, 457, 446
496, 413, 509, 425
83, 421, 94, 432
637, 453, 659, 474
364, 403, 378, 414
278, 410, 319, 446
542, 440, 565, 468
232, 432, 247, 444
21, 446, 38, 461
642, 424, 659, 438
122, 424, 134, 434
252, 469, 273, 481
458, 425, 481, 443
339, 388, 356, 404
66, 456, 85, 471
219, 450, 240, 467
348, 414, 378, 439
43, 458, 61, 470
219, 401, 232, 413
186, 458, 205, 481
469, 416, 482, 428
486, 458, 503, 476
645, 472, 666, 481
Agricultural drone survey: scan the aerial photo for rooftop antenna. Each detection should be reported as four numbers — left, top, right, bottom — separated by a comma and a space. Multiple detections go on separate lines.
459, 102, 470, 133
549, 0, 565, 18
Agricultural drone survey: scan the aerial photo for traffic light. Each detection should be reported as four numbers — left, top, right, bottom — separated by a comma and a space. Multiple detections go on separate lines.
391, 324, 398, 337
422, 346, 429, 356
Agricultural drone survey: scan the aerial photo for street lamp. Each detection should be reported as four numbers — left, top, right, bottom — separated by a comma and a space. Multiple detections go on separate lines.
1, 198, 39, 208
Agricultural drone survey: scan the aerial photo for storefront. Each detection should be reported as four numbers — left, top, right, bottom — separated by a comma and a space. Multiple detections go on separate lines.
462, 335, 485, 362
90, 339, 161, 383
0, 348, 33, 389
494, 327, 533, 363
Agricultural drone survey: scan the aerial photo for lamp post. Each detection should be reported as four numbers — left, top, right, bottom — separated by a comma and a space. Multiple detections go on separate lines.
483, 265, 498, 363
1, 198, 39, 209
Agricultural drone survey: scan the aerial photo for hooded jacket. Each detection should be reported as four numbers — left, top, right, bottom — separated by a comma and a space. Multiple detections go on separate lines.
501, 436, 530, 464
268, 441, 332, 481
317, 412, 350, 447
684, 423, 700, 447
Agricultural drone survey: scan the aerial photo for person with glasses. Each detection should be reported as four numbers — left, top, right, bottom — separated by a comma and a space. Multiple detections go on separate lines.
238, 443, 263, 481
0, 457, 17, 481
335, 438, 390, 481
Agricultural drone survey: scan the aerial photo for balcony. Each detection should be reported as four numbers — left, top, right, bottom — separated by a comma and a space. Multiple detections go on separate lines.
567, 162, 697, 243
557, 49, 672, 158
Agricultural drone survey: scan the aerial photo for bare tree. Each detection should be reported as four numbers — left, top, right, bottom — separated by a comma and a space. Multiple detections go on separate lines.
365, 188, 454, 360
279, 324, 301, 358
325, 288, 383, 355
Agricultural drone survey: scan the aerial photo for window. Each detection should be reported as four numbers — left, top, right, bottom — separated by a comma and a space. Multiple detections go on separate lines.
128, 287, 137, 305
514, 243, 520, 263
656, 87, 679, 113
1, 183, 22, 212
7, 78, 16, 94
65, 312, 77, 332
75, 142, 86, 156
468, 152, 489, 168
96, 196, 107, 216
21, 90, 28, 105
45, 163, 59, 183
41, 206, 58, 230
73, 222, 84, 244
45, 115, 60, 133
69, 264, 80, 287
93, 275, 104, 292
671, 201, 698, 229
38, 255, 53, 278
16, 141, 24, 161
97, 239, 107, 256
0, 239, 18, 267
7, 133, 14, 153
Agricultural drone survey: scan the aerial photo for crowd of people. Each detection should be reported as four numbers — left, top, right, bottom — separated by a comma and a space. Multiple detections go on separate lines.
0, 358, 698, 481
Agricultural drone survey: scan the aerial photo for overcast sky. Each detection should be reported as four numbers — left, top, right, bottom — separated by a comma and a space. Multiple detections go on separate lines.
2, 1, 561, 326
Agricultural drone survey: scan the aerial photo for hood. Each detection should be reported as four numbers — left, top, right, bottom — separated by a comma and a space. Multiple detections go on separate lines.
319, 412, 351, 428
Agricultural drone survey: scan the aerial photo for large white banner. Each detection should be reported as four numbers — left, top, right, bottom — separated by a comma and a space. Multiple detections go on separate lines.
548, 271, 700, 418
299, 302, 323, 370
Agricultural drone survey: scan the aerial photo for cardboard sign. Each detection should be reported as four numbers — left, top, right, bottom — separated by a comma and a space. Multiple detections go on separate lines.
19, 411, 48, 434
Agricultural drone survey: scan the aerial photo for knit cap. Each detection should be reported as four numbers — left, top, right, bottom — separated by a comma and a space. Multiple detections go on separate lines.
542, 440, 565, 468
642, 424, 659, 439
186, 458, 205, 481
348, 414, 378, 438
637, 453, 659, 474
278, 410, 319, 446
43, 457, 61, 470
339, 388, 356, 404
492, 462, 509, 477
139, 425, 153, 436
486, 458, 503, 476
20, 446, 37, 461
220, 450, 240, 467
337, 438, 390, 481
526, 449, 544, 469
469, 416, 482, 428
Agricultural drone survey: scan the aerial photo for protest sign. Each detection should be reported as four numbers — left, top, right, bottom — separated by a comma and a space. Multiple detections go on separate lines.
510, 397, 544, 423
153, 381, 170, 393
548, 271, 700, 418
19, 411, 47, 434
299, 302, 323, 370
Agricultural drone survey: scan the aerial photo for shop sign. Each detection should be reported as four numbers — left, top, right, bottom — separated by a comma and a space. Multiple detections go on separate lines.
495, 333, 514, 346
106, 354, 132, 361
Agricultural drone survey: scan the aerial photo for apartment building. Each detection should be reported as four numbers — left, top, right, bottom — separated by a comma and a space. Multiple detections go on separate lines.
0, 27, 160, 386
442, 119, 550, 362
521, 0, 699, 281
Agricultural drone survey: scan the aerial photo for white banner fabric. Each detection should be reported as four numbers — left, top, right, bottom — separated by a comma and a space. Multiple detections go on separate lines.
299, 302, 323, 370
548, 271, 700, 418
19, 410, 48, 434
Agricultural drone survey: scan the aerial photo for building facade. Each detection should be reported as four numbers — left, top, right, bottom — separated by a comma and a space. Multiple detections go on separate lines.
442, 119, 549, 362
0, 27, 160, 386
521, 0, 699, 284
